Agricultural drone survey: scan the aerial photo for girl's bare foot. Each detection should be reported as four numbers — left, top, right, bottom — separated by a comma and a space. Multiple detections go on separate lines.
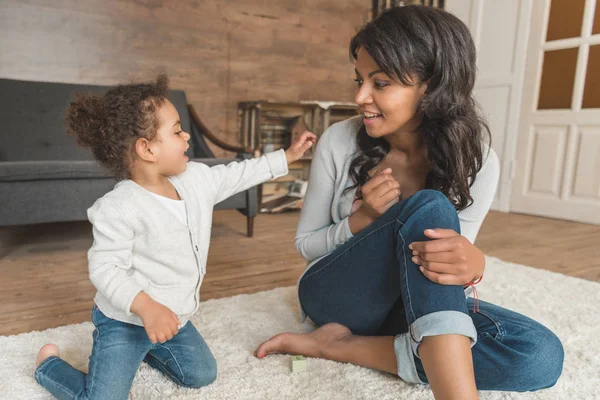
36, 344, 60, 368
254, 323, 352, 359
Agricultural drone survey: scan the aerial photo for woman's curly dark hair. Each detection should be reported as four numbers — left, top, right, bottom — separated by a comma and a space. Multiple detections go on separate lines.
348, 5, 491, 211
66, 74, 169, 180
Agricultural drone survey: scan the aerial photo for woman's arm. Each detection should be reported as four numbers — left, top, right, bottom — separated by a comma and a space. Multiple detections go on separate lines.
295, 129, 354, 262
457, 146, 501, 244
348, 168, 402, 234
348, 207, 376, 234
410, 147, 500, 285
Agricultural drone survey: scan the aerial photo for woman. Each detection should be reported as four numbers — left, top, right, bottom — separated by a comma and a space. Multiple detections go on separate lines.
255, 5, 563, 399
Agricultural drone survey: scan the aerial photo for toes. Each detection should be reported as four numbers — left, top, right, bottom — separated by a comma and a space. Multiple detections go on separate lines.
255, 341, 272, 358
253, 348, 265, 358
254, 343, 266, 358
255, 334, 286, 358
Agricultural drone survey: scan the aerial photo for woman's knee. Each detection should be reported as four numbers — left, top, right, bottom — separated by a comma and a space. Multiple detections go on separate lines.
527, 327, 564, 390
409, 189, 453, 208
510, 325, 564, 391
389, 190, 458, 226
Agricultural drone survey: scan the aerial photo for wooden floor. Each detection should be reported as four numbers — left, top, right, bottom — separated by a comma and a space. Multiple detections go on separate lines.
0, 210, 598, 336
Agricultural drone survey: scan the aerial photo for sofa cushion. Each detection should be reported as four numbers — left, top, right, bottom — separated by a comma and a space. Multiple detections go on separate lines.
0, 78, 192, 162
0, 161, 110, 182
0, 159, 246, 182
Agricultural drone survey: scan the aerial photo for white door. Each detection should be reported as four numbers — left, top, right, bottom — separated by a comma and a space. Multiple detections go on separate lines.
445, 0, 533, 212
511, 0, 600, 224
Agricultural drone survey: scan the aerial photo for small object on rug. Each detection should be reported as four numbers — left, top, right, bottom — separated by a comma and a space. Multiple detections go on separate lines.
290, 355, 306, 372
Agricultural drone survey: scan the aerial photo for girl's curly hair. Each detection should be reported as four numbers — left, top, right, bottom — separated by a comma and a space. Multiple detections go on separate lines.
66, 74, 169, 180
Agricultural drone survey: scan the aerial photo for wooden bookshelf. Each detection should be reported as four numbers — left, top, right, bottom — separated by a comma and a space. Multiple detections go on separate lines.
238, 100, 358, 188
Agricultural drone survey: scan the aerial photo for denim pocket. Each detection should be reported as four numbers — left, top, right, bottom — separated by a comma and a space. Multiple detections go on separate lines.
91, 304, 111, 327
91, 304, 99, 326
473, 309, 503, 341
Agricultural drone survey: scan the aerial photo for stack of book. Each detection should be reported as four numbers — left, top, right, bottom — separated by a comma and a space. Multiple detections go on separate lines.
260, 180, 308, 213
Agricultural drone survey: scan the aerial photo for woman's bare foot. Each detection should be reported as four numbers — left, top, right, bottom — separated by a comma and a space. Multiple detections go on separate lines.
254, 323, 352, 359
36, 344, 60, 368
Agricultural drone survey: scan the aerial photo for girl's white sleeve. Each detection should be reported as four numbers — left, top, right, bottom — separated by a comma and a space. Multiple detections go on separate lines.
185, 151, 289, 205
87, 200, 143, 315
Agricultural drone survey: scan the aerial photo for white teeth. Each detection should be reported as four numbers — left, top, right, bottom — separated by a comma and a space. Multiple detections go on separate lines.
364, 112, 382, 119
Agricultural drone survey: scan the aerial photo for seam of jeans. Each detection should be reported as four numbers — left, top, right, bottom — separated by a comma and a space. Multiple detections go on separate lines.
301, 219, 399, 281
145, 352, 182, 385
396, 221, 416, 323
92, 304, 106, 328
153, 344, 186, 384
409, 325, 421, 347
477, 309, 504, 341
88, 327, 100, 396
91, 305, 98, 326
34, 359, 46, 382
35, 358, 77, 398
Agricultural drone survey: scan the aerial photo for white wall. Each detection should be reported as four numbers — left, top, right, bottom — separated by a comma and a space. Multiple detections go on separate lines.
445, 0, 533, 212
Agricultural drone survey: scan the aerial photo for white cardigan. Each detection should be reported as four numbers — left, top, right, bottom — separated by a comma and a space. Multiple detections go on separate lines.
87, 150, 288, 327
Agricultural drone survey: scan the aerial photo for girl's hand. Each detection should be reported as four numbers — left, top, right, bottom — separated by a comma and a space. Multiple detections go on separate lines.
409, 229, 485, 286
132, 292, 180, 343
285, 131, 317, 164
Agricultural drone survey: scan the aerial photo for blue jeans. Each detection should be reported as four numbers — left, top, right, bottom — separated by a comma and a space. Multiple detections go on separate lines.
35, 305, 217, 400
299, 190, 564, 391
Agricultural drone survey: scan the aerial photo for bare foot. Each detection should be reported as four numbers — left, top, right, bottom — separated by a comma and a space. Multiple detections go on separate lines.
36, 344, 60, 368
254, 323, 352, 359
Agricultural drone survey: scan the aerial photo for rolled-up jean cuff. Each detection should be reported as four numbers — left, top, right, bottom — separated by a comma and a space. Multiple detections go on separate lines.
395, 311, 477, 383
395, 332, 423, 383
411, 310, 478, 358
34, 355, 61, 384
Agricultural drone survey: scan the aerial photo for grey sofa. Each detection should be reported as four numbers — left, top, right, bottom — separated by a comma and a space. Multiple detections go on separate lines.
0, 78, 258, 236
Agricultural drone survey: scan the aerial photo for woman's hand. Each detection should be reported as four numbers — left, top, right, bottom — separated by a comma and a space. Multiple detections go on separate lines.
348, 168, 401, 234
359, 168, 401, 219
409, 229, 485, 286
285, 131, 317, 164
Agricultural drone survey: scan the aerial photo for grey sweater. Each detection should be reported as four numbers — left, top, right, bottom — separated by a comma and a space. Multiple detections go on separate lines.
295, 117, 499, 319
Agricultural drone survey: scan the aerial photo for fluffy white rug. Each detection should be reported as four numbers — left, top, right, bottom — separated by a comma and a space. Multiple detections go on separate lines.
1, 256, 598, 400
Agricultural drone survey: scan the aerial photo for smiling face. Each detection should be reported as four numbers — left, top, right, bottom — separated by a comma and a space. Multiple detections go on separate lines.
354, 47, 427, 139
151, 99, 191, 176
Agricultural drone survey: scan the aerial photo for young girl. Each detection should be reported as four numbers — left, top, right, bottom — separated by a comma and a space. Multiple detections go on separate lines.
33, 75, 315, 399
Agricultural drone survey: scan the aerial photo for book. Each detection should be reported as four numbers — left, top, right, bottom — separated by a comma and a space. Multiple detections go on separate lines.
260, 180, 308, 213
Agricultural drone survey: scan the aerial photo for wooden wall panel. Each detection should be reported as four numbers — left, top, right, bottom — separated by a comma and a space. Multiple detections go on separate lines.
0, 0, 369, 156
